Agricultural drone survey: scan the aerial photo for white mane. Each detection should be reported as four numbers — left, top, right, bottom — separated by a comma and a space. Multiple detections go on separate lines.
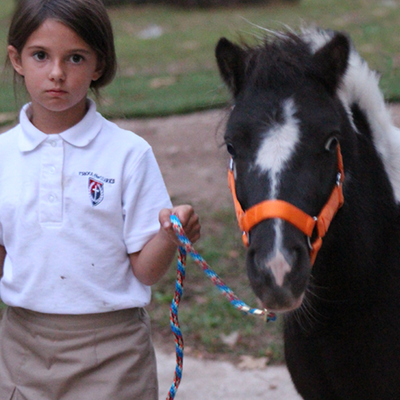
302, 28, 400, 203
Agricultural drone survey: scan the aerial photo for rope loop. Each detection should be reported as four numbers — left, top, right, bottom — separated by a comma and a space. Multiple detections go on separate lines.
166, 214, 276, 400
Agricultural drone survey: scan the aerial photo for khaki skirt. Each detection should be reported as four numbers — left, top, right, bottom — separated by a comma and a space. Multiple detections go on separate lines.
0, 306, 158, 400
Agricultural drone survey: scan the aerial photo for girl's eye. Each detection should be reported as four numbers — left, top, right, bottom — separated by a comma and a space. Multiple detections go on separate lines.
70, 54, 84, 64
33, 51, 47, 61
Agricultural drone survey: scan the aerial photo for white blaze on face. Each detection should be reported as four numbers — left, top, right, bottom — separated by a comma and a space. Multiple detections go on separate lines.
254, 98, 300, 286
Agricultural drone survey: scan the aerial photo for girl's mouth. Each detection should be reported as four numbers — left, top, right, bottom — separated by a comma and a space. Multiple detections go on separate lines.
47, 89, 67, 96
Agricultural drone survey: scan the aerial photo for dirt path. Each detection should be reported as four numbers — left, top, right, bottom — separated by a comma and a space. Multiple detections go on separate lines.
114, 109, 231, 214
115, 104, 400, 214
156, 346, 302, 400
0, 105, 398, 399
115, 109, 303, 399
116, 105, 400, 400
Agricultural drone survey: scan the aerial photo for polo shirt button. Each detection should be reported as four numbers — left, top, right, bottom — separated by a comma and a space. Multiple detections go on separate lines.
50, 141, 56, 147
50, 166, 56, 174
49, 195, 55, 202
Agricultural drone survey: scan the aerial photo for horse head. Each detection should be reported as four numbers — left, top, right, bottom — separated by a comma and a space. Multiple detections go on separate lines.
216, 30, 356, 312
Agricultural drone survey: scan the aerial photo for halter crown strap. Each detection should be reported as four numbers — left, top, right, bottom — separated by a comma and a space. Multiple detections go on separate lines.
228, 145, 345, 265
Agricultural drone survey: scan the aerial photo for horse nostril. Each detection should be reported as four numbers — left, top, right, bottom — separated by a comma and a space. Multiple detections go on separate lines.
247, 247, 256, 263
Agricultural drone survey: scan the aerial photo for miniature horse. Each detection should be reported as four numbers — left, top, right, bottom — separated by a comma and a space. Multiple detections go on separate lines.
215, 28, 400, 399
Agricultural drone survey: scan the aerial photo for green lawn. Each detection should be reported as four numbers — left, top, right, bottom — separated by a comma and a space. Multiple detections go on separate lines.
0, 0, 399, 119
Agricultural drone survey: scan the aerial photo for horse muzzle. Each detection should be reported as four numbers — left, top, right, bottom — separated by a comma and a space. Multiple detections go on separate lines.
246, 222, 311, 311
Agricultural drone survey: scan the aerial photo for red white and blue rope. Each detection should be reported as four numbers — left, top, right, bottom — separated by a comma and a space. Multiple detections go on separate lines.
166, 215, 276, 400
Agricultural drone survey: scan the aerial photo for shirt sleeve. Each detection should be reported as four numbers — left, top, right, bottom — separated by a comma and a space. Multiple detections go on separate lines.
122, 147, 172, 254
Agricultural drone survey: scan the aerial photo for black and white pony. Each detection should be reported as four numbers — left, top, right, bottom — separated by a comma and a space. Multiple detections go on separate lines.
215, 28, 400, 399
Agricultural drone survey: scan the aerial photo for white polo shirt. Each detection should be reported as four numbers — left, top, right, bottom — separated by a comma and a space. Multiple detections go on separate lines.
0, 99, 172, 314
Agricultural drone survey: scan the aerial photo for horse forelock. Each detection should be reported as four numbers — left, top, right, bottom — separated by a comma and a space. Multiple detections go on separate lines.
242, 31, 313, 91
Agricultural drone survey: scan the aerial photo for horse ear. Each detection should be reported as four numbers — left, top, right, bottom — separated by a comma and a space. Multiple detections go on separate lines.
312, 32, 350, 95
215, 37, 247, 97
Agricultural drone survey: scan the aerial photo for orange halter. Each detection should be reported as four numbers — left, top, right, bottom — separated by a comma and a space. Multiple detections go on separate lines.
228, 145, 345, 265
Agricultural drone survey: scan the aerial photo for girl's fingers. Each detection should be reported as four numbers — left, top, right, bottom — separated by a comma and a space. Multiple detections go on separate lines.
159, 208, 173, 229
159, 205, 201, 245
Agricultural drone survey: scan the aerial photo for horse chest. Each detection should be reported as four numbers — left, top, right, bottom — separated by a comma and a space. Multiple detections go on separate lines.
284, 294, 400, 399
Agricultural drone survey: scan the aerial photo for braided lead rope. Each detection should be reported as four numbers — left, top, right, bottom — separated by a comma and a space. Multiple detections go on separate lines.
166, 241, 186, 400
166, 215, 276, 400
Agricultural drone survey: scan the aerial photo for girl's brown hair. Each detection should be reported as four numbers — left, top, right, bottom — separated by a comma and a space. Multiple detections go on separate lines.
7, 0, 117, 93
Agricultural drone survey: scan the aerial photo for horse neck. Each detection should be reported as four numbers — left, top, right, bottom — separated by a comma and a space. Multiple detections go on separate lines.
339, 50, 400, 203
313, 133, 400, 301
286, 124, 400, 332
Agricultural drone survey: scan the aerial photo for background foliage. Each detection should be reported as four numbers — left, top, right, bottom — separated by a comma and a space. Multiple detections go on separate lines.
102, 0, 287, 6
0, 0, 400, 121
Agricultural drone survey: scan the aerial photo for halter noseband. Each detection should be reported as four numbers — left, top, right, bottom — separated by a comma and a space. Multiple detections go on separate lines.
228, 145, 345, 265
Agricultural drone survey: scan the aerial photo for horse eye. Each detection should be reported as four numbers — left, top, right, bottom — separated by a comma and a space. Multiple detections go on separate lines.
226, 142, 237, 158
325, 136, 338, 152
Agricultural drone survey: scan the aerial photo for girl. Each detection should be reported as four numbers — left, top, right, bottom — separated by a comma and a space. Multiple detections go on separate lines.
0, 1, 201, 399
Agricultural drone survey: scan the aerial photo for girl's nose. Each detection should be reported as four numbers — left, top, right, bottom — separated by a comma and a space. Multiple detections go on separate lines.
49, 61, 65, 81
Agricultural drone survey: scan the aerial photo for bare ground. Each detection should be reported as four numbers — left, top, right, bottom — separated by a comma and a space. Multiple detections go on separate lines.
114, 108, 232, 214
115, 104, 400, 215
115, 105, 400, 400
1, 105, 398, 399
115, 109, 303, 399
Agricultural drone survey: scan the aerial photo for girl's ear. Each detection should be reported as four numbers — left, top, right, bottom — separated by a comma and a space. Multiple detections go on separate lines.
7, 45, 24, 76
92, 59, 104, 82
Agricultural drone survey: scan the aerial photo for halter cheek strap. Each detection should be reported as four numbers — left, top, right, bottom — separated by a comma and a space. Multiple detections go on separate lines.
228, 145, 345, 265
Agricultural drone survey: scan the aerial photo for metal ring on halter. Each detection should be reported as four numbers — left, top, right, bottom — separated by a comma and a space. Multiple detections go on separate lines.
307, 216, 319, 250
245, 231, 250, 246
336, 172, 342, 186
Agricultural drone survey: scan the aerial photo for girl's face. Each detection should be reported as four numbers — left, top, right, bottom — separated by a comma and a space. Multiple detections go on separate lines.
8, 19, 103, 133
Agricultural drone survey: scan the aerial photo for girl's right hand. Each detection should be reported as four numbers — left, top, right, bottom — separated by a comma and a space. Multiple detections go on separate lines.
159, 205, 201, 246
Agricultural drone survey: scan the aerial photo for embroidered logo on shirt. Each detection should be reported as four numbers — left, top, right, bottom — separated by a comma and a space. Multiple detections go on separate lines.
79, 171, 115, 207
88, 178, 104, 206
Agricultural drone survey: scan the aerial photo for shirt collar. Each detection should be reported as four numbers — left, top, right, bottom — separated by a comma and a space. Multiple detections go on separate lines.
18, 98, 103, 152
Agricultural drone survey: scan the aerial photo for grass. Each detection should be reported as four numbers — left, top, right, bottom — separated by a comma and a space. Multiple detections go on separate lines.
0, 0, 400, 119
